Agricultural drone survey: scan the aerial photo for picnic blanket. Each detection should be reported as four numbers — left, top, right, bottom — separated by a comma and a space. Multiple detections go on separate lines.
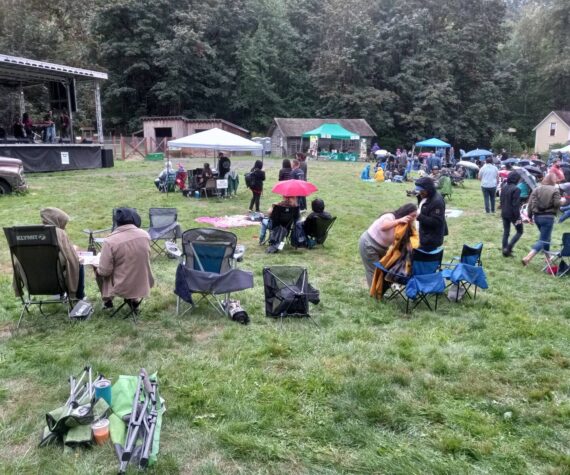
195, 215, 260, 229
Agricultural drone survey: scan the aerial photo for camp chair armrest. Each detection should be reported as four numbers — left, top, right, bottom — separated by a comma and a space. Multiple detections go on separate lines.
441, 257, 460, 268
82, 227, 112, 235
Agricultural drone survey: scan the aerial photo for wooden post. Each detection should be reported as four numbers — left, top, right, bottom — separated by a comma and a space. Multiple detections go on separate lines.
121, 135, 125, 160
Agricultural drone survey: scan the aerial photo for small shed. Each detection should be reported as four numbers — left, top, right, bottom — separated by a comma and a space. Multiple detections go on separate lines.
268, 118, 376, 157
533, 111, 570, 153
142, 116, 249, 141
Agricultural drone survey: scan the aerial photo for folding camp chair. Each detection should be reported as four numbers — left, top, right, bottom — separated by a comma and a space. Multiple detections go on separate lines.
147, 208, 182, 257
379, 248, 445, 313
108, 298, 142, 324
441, 243, 485, 301
304, 216, 337, 247
4, 225, 72, 327
175, 228, 252, 318
158, 171, 176, 193
543, 233, 570, 277
262, 266, 320, 325
82, 207, 132, 253
265, 204, 299, 251
200, 178, 221, 198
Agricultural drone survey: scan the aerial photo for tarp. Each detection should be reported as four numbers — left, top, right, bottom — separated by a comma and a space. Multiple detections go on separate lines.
415, 138, 451, 148
167, 128, 262, 152
551, 145, 570, 153
0, 144, 103, 172
301, 123, 359, 140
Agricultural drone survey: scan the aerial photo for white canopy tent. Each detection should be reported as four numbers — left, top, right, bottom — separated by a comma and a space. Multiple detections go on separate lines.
168, 128, 262, 152
551, 144, 570, 153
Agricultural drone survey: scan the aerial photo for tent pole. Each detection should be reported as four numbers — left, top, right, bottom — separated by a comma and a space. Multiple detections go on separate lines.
65, 79, 75, 144
94, 80, 104, 145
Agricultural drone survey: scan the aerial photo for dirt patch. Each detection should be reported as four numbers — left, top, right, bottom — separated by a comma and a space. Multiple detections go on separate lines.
193, 327, 221, 343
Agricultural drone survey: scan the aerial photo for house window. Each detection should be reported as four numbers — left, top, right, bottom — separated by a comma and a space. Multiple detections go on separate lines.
550, 122, 557, 137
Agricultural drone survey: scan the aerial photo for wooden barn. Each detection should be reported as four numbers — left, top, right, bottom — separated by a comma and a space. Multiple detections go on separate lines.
268, 118, 377, 157
142, 116, 249, 141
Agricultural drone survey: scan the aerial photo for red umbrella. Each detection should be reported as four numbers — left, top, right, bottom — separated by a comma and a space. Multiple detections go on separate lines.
271, 179, 318, 197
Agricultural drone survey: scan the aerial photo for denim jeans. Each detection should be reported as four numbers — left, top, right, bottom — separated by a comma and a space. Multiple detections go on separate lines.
531, 214, 555, 252
482, 187, 496, 213
502, 218, 523, 251
44, 124, 56, 144
259, 218, 270, 243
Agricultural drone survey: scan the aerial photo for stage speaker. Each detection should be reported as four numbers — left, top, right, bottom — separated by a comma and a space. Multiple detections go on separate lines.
101, 149, 114, 168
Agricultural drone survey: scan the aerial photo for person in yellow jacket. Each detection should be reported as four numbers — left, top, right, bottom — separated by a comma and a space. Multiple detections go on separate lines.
374, 167, 385, 182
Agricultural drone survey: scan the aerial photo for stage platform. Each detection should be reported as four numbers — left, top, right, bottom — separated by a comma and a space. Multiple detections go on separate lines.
0, 144, 107, 172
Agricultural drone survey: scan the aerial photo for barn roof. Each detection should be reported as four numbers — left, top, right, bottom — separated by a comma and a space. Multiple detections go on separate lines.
141, 116, 248, 133
269, 118, 376, 138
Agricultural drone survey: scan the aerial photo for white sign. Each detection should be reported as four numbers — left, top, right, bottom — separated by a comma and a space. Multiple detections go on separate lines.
61, 152, 69, 165
216, 179, 228, 189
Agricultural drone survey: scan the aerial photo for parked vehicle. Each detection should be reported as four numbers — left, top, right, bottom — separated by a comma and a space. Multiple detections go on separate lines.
0, 156, 28, 194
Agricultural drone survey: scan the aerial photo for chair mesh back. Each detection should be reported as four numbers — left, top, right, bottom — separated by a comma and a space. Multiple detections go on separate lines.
561, 233, 570, 257
149, 208, 177, 228
181, 228, 237, 274
412, 248, 444, 275
263, 266, 309, 317
313, 216, 336, 244
3, 225, 67, 296
461, 243, 483, 266
271, 205, 297, 229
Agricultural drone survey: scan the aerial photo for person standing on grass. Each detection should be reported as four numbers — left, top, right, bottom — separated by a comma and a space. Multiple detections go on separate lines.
500, 171, 524, 257
522, 174, 561, 266
278, 159, 293, 181
359, 203, 418, 288
478, 157, 499, 213
291, 159, 306, 211
296, 152, 308, 180
414, 177, 448, 252
248, 160, 265, 213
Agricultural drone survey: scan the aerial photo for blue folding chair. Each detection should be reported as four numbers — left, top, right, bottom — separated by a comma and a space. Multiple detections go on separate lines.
441, 243, 486, 301
377, 248, 445, 313
175, 228, 252, 318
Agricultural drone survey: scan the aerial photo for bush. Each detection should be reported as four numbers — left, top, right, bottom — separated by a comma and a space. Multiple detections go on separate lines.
491, 132, 523, 156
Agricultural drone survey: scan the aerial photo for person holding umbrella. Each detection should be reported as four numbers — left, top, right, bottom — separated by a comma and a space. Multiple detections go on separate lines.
478, 157, 499, 213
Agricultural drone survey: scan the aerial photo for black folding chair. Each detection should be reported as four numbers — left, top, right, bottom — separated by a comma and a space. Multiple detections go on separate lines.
4, 225, 72, 327
263, 266, 320, 326
305, 216, 337, 246
265, 205, 300, 250
147, 208, 181, 257
175, 228, 252, 318
544, 233, 570, 277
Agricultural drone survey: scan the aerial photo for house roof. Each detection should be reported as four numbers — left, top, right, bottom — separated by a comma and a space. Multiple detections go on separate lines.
269, 118, 376, 138
533, 110, 570, 131
141, 116, 248, 133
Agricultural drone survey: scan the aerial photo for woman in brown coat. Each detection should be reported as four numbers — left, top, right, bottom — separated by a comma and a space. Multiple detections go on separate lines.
95, 208, 154, 308
40, 207, 84, 299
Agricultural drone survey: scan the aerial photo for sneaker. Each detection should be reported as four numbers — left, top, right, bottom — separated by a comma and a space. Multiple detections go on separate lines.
103, 300, 114, 311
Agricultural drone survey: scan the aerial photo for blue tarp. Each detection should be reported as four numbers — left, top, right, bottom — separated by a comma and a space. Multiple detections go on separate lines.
415, 138, 451, 148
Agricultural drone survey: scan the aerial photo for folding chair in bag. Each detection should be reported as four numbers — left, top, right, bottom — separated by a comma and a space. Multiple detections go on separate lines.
4, 225, 72, 327
147, 208, 182, 257
304, 216, 337, 247
175, 228, 252, 318
378, 248, 445, 313
263, 266, 320, 324
543, 233, 570, 277
441, 242, 487, 301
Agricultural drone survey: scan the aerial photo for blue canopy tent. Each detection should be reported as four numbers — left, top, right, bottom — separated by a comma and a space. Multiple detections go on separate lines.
415, 138, 451, 148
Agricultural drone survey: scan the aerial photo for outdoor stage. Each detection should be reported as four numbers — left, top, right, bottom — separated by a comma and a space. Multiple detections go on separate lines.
0, 144, 107, 172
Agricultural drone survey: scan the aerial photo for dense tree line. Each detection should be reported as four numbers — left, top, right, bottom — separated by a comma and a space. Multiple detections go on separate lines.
0, 0, 568, 150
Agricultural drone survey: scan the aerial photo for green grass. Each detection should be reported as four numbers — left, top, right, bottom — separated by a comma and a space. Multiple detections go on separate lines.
0, 157, 569, 474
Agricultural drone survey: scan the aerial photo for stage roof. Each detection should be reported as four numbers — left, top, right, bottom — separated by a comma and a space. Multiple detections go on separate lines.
0, 53, 108, 87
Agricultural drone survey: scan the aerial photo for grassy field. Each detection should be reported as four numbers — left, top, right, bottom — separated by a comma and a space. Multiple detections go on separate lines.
0, 157, 569, 475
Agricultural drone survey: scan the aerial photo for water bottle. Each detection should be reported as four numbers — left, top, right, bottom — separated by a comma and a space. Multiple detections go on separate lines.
194, 191, 200, 199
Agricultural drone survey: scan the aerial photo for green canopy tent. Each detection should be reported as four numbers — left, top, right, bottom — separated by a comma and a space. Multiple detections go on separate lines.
301, 123, 360, 161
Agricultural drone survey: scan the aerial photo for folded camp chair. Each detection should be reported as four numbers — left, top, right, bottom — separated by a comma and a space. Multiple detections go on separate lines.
304, 216, 337, 247
263, 266, 320, 324
4, 225, 72, 327
147, 208, 182, 257
175, 228, 252, 318
378, 248, 445, 313
543, 233, 570, 277
441, 242, 486, 301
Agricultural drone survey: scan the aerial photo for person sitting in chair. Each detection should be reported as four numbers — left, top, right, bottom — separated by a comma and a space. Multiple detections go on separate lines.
154, 161, 174, 191
95, 208, 154, 310
259, 196, 300, 245
39, 207, 85, 301
197, 162, 213, 188
303, 198, 332, 236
